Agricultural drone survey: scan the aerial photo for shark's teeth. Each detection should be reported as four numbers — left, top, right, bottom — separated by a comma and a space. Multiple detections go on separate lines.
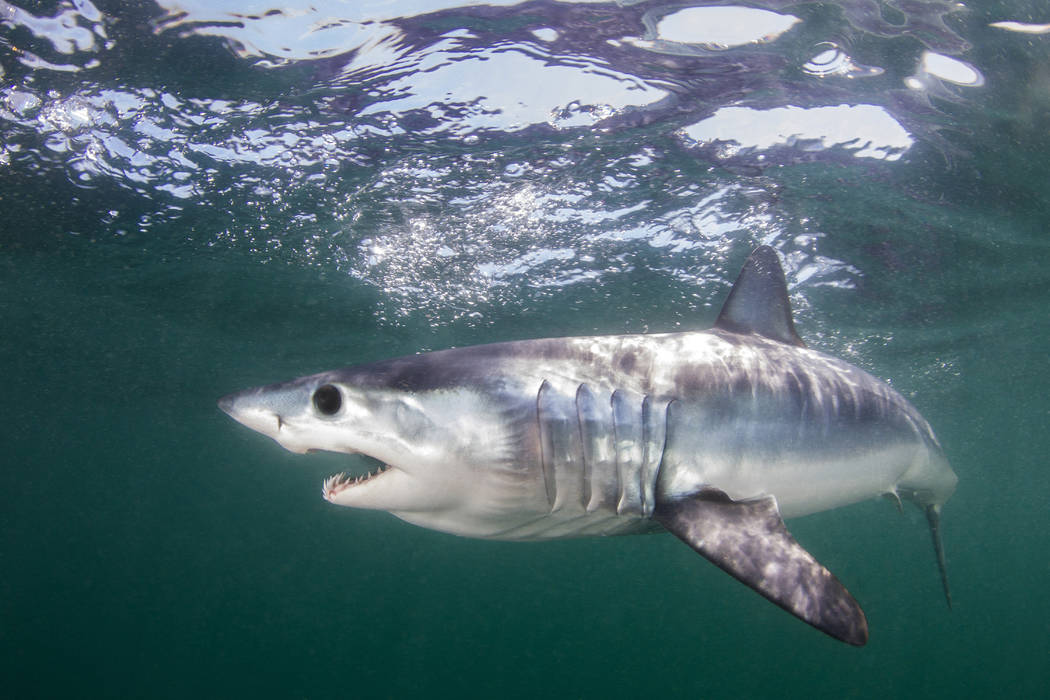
321, 465, 391, 501
322, 473, 351, 500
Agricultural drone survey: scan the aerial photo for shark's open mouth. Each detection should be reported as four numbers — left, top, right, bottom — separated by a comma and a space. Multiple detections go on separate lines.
321, 456, 392, 501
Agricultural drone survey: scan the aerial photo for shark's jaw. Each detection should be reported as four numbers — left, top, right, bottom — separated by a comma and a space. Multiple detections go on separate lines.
321, 461, 390, 499
320, 462, 417, 508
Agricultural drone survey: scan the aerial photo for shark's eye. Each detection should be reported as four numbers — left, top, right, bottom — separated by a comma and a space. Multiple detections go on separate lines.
312, 384, 342, 415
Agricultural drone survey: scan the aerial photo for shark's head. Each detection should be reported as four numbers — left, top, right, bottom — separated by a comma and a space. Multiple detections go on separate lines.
218, 369, 519, 520
217, 371, 495, 514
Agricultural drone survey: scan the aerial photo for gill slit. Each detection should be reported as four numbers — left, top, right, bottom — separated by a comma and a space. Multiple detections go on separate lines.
536, 380, 557, 509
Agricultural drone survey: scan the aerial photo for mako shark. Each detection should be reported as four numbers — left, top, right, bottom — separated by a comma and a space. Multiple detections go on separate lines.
219, 246, 956, 646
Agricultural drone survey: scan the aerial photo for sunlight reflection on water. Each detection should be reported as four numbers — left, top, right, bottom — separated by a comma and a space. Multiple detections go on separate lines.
0, 0, 997, 326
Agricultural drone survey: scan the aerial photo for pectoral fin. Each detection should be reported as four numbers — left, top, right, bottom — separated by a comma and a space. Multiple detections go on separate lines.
654, 488, 869, 646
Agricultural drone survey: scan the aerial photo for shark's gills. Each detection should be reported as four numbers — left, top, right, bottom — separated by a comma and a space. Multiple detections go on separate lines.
575, 382, 615, 512
536, 381, 669, 518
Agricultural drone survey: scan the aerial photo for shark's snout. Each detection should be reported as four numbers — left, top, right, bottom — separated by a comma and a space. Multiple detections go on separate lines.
218, 390, 285, 440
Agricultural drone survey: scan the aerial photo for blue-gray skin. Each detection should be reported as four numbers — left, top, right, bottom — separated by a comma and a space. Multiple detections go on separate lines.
219, 246, 957, 646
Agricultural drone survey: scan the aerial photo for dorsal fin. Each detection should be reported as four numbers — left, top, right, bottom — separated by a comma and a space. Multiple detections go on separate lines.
715, 245, 805, 347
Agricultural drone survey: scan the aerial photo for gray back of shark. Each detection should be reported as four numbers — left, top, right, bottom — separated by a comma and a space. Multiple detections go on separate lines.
219, 246, 957, 646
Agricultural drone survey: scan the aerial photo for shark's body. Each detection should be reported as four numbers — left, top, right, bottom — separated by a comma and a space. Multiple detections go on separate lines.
219, 246, 957, 646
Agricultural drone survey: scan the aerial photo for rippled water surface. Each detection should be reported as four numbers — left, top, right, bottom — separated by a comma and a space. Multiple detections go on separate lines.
3, 1, 1049, 697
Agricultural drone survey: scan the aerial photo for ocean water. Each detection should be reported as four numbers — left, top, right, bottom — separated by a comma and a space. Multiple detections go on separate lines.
2, 0, 1048, 697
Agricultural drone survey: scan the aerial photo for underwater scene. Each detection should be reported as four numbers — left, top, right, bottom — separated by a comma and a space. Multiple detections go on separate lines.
2, 0, 1048, 697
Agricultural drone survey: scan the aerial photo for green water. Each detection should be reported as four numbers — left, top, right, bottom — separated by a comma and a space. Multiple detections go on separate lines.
3, 1, 1050, 697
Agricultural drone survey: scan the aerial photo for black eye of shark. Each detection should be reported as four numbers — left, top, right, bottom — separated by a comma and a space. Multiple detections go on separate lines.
312, 384, 342, 416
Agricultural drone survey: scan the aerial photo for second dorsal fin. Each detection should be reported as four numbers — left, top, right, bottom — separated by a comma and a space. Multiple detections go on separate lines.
714, 245, 805, 347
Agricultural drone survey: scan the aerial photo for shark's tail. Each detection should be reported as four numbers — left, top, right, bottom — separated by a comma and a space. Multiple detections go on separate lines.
896, 447, 957, 610
925, 503, 952, 609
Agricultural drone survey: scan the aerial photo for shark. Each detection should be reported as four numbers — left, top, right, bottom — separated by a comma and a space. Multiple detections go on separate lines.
218, 245, 957, 646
